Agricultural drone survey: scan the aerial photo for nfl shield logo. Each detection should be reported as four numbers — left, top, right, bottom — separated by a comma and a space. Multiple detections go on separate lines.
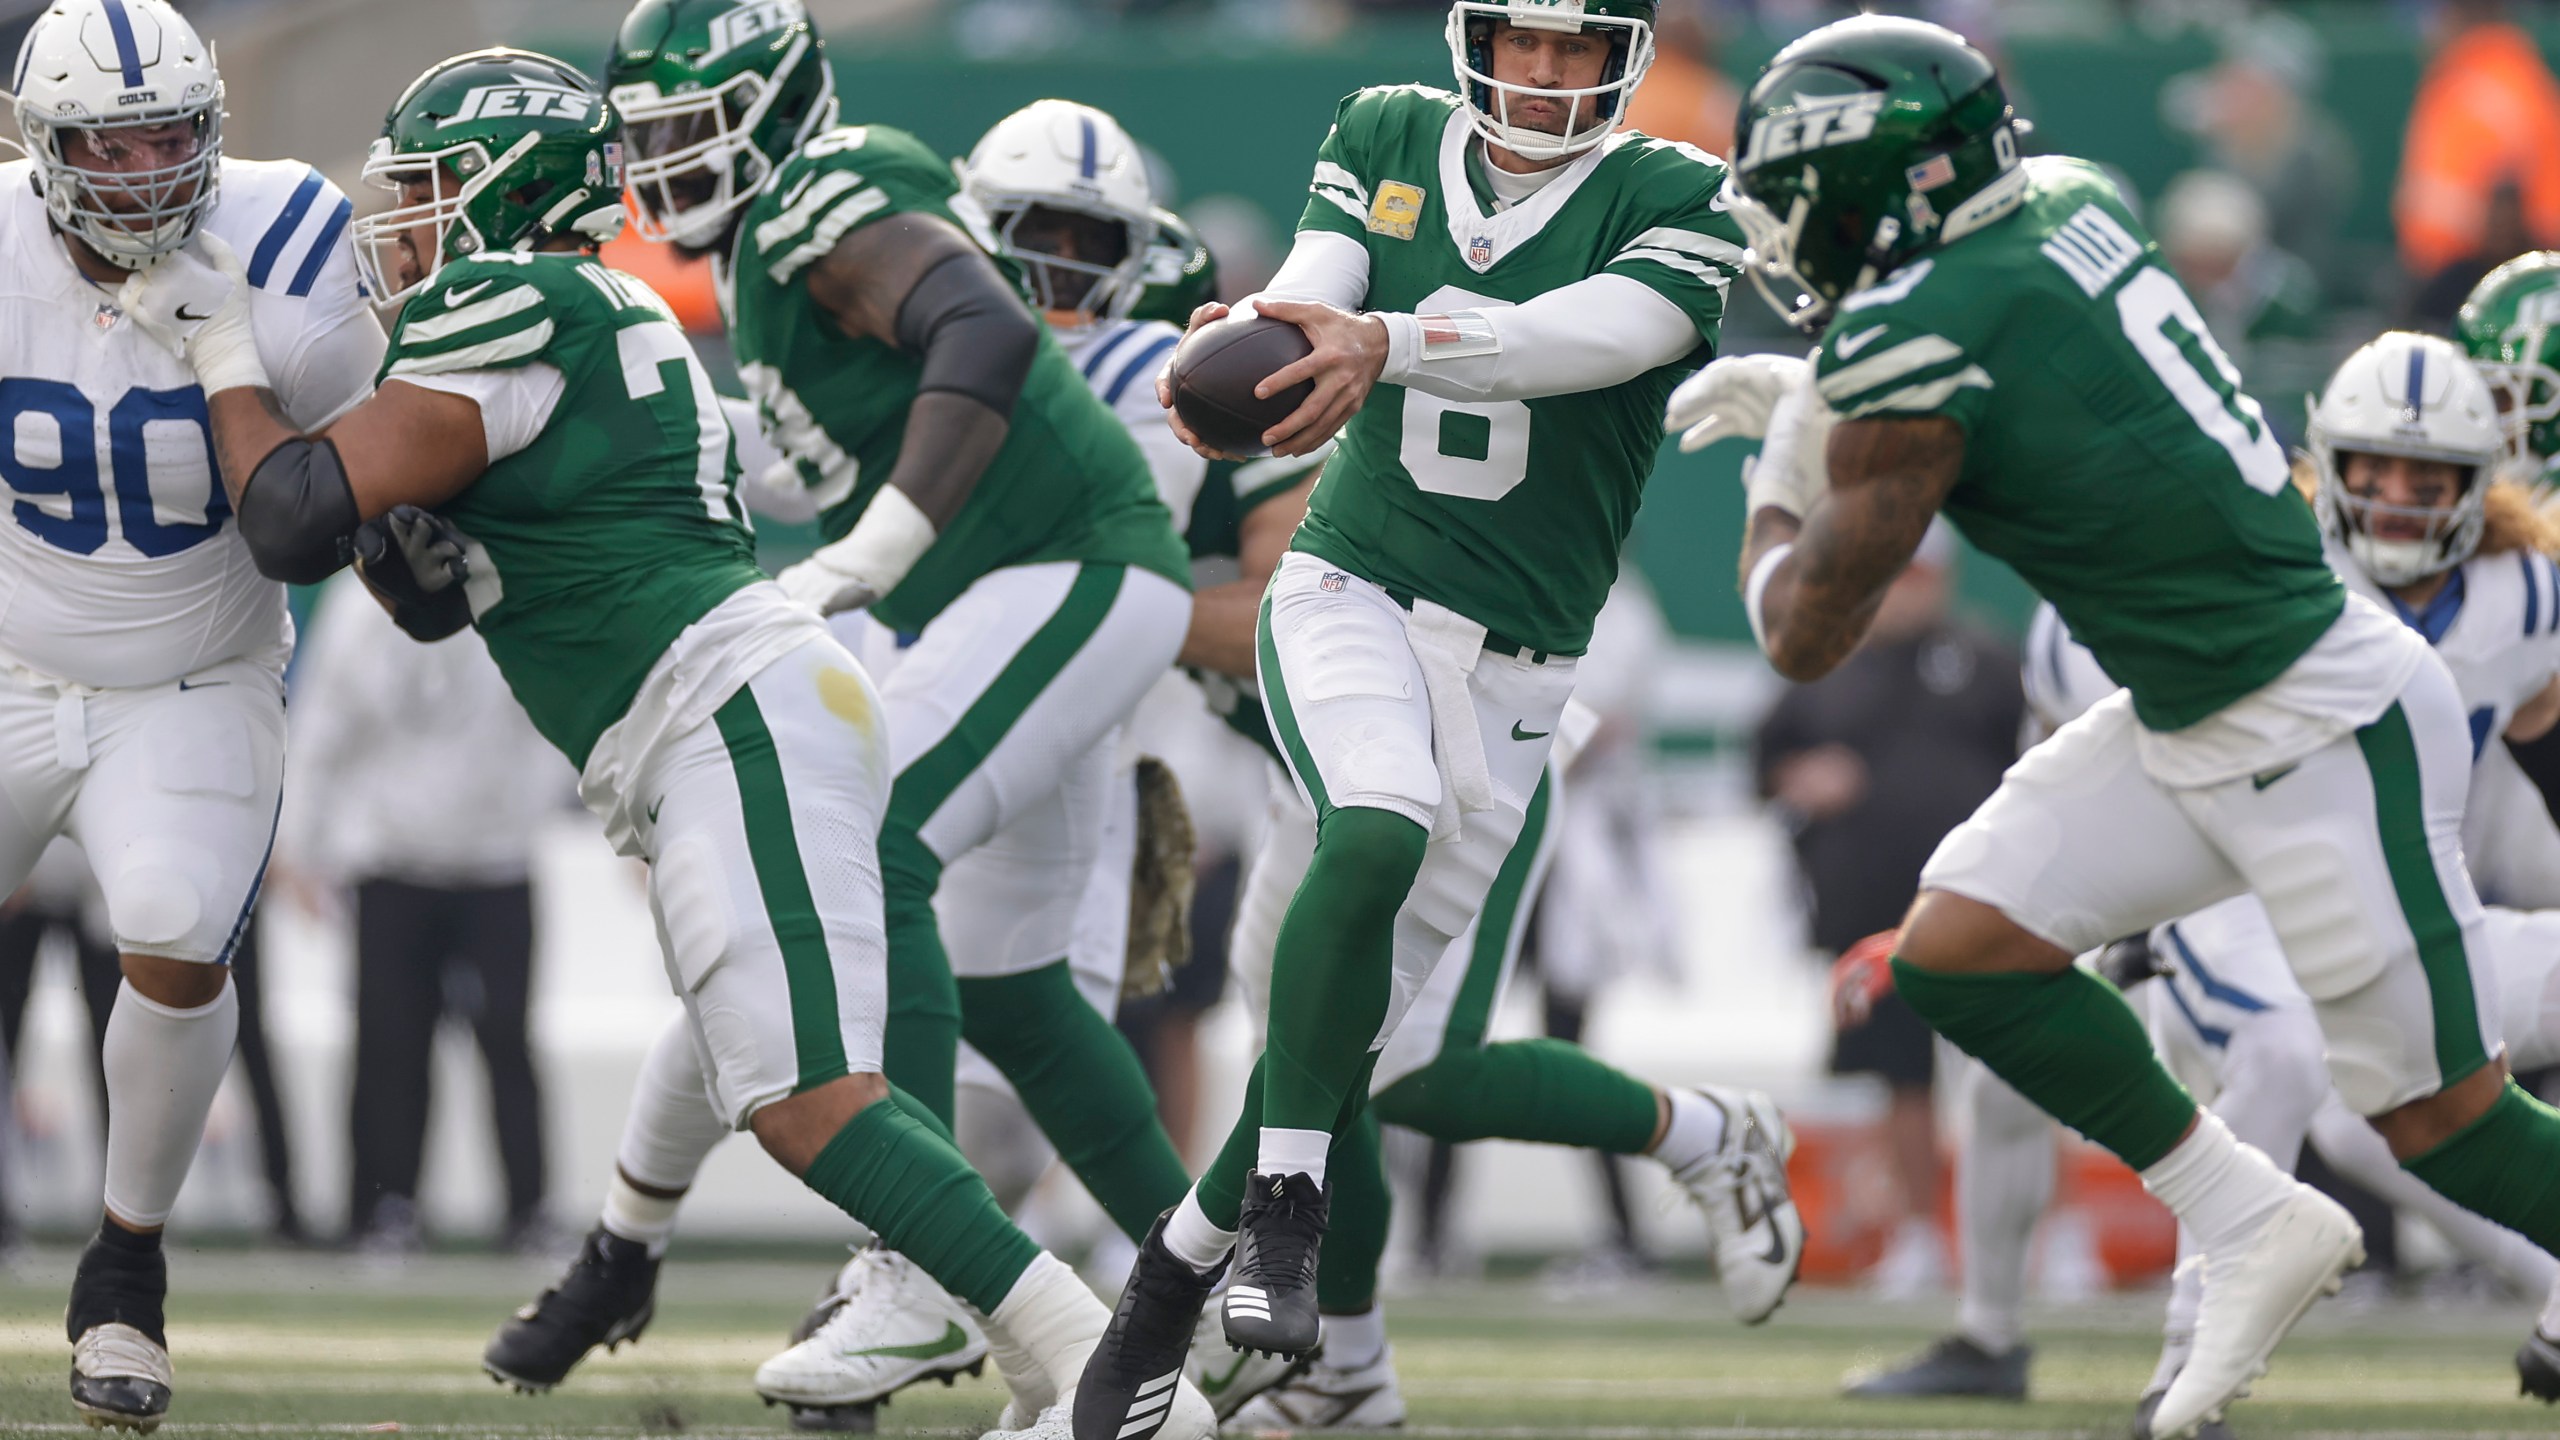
1469, 235, 1494, 267
1320, 571, 1348, 593
92, 302, 120, 333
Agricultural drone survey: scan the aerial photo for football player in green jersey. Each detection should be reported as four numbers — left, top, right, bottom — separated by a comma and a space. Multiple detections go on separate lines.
1076, 1, 1803, 1432
2460, 251, 2560, 496
1673, 16, 2560, 1437
119, 47, 1212, 1440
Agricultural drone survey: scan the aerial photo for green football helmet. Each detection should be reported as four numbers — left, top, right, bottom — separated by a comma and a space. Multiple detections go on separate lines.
607, 0, 839, 251
1727, 15, 2026, 336
353, 49, 628, 306
2456, 251, 2560, 486
1448, 0, 1659, 162
1128, 208, 1217, 326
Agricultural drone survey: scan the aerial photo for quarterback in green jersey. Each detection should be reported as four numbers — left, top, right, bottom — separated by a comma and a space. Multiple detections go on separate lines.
1673, 16, 2560, 1438
118, 47, 1210, 1440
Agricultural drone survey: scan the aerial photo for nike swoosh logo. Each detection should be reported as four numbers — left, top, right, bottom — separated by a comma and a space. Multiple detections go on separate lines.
2251, 763, 2300, 792
1832, 324, 1888, 360
1510, 721, 1550, 741
176, 305, 212, 322
1709, 188, 1732, 213
646, 798, 663, 825
176, 678, 228, 691
1198, 1352, 1251, 1396
1731, 1172, 1789, 1265
842, 1320, 970, 1361
443, 280, 494, 306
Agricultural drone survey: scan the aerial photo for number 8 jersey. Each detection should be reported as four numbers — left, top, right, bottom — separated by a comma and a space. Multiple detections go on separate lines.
1289, 85, 1742, 659
0, 158, 382, 688
1811, 156, 2343, 733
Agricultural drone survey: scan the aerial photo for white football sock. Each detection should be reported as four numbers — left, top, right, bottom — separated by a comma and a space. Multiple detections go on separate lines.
1319, 1305, 1386, 1371
1256, 1127, 1330, 1185
614, 1016, 731, 1193
2138, 1111, 2292, 1254
1955, 1064, 2052, 1356
2149, 1246, 2202, 1395
978, 1307, 1053, 1417
101, 976, 237, 1229
989, 1251, 1108, 1392
601, 1173, 683, 1256
1648, 1089, 1727, 1179
1164, 1187, 1237, 1275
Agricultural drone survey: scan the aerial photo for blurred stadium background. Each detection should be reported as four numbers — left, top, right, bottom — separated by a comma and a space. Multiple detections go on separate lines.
4, 0, 2555, 1325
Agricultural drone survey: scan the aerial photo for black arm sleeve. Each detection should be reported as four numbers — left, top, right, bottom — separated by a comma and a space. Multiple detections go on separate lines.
236, 437, 360, 585
894, 249, 1040, 418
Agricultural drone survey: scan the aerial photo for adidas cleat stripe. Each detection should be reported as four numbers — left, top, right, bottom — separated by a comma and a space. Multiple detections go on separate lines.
1137, 1371, 1178, 1397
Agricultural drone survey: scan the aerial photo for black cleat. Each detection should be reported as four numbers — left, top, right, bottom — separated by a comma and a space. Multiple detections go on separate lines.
1222, 1172, 1326, 1358
2135, 1385, 2236, 1440
2518, 1328, 2560, 1402
1077, 1211, 1224, 1440
482, 1226, 659, 1392
67, 1228, 174, 1432
1842, 1334, 2031, 1400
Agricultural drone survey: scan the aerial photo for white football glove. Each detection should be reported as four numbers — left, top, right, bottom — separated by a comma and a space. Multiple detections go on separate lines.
117, 231, 270, 396
1664, 352, 1808, 452
1744, 379, 1841, 522
772, 485, 938, 617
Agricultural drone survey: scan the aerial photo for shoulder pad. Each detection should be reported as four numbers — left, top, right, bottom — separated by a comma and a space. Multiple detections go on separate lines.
212, 160, 355, 299
383, 257, 560, 380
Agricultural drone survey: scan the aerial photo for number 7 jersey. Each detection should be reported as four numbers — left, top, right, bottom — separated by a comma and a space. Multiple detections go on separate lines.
0, 157, 380, 689
1811, 156, 2342, 732
1289, 85, 1742, 658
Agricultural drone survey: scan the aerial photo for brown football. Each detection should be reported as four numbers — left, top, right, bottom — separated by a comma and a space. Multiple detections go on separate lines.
1167, 313, 1315, 456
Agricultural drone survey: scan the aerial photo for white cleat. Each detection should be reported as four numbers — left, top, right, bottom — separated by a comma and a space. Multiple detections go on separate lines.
2144, 1187, 2362, 1440
979, 1381, 1217, 1440
70, 1323, 173, 1433
1227, 1346, 1407, 1431
1185, 1301, 1307, 1420
754, 1247, 989, 1423
1673, 1086, 1806, 1324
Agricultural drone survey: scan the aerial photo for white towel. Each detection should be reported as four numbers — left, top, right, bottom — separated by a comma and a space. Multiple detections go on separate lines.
1403, 598, 1495, 842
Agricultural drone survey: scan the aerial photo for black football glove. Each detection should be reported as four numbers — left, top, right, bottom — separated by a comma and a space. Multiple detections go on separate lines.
353, 505, 473, 642
2093, 931, 2163, 991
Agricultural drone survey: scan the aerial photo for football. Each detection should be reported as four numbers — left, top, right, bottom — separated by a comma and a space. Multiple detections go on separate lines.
1166, 312, 1315, 456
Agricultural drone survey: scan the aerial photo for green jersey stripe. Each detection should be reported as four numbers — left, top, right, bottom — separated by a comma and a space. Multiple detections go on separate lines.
1611, 247, 1734, 283
756, 169, 867, 255
1614, 225, 1745, 268
1819, 334, 1967, 401
1440, 769, 1550, 1051
2356, 702, 2491, 1088
403, 285, 545, 345
713, 683, 850, 1094
769, 186, 889, 285
1312, 159, 1371, 204
385, 320, 556, 377
1846, 366, 1995, 418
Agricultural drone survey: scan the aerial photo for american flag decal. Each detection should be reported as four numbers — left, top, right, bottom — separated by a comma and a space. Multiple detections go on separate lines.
1905, 154, 1957, 192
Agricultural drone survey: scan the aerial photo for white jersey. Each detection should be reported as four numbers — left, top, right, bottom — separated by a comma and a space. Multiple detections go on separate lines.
2331, 537, 2560, 760
0, 157, 384, 690
1052, 315, 1204, 531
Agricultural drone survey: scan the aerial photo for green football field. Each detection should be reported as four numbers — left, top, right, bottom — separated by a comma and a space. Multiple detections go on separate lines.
0, 1246, 2552, 1439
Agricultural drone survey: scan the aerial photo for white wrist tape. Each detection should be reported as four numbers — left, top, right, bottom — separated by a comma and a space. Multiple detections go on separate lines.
820, 484, 938, 597
1744, 542, 1794, 655
1380, 310, 1502, 387
190, 314, 271, 397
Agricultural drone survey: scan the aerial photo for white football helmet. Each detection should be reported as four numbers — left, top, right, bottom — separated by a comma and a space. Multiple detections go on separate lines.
2308, 331, 2503, 586
959, 99, 1152, 323
1447, 0, 1656, 164
9, 0, 222, 267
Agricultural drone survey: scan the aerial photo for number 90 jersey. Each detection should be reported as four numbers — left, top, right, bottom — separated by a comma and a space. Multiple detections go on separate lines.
0, 157, 381, 689
1811, 156, 2342, 733
1290, 86, 1740, 659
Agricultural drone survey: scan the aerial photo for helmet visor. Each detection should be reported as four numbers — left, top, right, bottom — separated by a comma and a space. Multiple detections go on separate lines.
618, 73, 769, 248
984, 199, 1144, 321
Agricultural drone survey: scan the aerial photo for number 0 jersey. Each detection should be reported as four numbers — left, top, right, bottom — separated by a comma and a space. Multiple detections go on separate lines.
0, 157, 379, 689
380, 254, 767, 769
1812, 157, 2342, 733
1289, 85, 1742, 657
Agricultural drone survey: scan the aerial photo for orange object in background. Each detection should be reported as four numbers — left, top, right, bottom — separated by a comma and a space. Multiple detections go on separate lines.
602, 229, 722, 334
1783, 1116, 2174, 1287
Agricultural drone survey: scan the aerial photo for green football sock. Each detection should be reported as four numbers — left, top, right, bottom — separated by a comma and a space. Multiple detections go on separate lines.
800, 1096, 1039, 1314
880, 829, 961, 1126
1892, 958, 2197, 1170
1317, 1107, 1389, 1313
959, 961, 1193, 1243
2404, 1081, 2560, 1254
1373, 1039, 1659, 1154
1199, 1055, 1266, 1232
886, 1081, 956, 1148
1263, 806, 1427, 1134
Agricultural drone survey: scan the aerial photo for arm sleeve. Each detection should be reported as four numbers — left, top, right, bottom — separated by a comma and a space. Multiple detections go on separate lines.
1247, 229, 1372, 311
387, 364, 568, 462
1374, 273, 1700, 404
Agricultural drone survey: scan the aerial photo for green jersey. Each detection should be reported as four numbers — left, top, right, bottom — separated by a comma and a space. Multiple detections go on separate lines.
1812, 157, 2342, 731
379, 253, 765, 769
721, 124, 1188, 632
1289, 85, 1741, 656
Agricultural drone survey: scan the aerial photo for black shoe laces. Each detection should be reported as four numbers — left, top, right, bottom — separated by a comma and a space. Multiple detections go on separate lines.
1099, 1239, 1215, 1382
1239, 1183, 1327, 1291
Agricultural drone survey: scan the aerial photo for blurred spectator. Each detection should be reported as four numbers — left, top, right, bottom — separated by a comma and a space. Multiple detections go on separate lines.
2394, 0, 2560, 297
2155, 168, 2328, 442
278, 579, 573, 1255
1623, 0, 1738, 160
1753, 525, 2022, 1298
2159, 12, 2355, 291
602, 232, 722, 336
